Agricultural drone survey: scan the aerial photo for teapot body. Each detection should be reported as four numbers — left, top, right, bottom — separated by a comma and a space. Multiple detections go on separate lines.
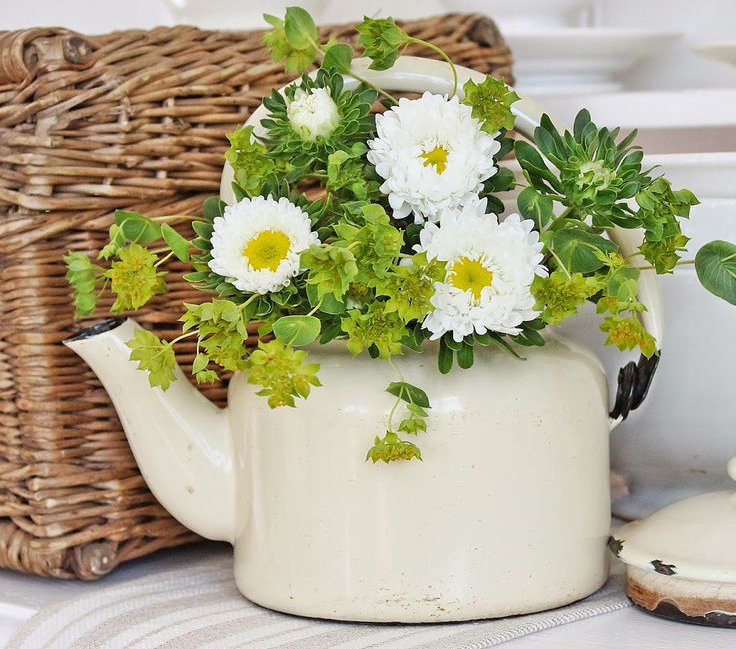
227, 334, 611, 622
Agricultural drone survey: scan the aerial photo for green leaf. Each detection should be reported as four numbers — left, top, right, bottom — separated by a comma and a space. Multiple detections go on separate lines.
551, 229, 618, 273
283, 6, 318, 49
192, 353, 209, 374
438, 337, 454, 374
514, 140, 561, 192
695, 240, 736, 305
202, 197, 225, 220
386, 381, 430, 408
456, 342, 474, 369
160, 223, 190, 262
272, 315, 321, 346
322, 42, 353, 73
114, 210, 162, 244
517, 186, 553, 230
306, 282, 346, 314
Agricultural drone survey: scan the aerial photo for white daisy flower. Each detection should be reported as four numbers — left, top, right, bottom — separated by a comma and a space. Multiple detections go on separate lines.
287, 87, 340, 142
208, 196, 319, 295
367, 92, 500, 223
416, 198, 547, 342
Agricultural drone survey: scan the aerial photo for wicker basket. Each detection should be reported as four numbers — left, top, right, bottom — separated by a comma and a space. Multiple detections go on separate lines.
0, 15, 513, 579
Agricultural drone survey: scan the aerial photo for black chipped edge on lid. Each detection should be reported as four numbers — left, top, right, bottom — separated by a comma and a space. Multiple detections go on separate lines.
64, 317, 127, 343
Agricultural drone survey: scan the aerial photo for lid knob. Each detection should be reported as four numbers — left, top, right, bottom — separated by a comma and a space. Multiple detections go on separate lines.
728, 457, 736, 482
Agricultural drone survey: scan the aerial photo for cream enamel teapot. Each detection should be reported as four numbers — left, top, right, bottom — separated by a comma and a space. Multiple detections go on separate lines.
65, 58, 664, 623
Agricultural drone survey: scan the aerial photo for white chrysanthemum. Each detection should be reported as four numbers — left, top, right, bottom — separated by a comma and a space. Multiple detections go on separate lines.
208, 196, 319, 294
416, 198, 547, 341
287, 87, 340, 142
367, 92, 500, 223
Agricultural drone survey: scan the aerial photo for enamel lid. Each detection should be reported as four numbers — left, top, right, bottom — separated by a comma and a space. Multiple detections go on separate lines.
612, 457, 736, 583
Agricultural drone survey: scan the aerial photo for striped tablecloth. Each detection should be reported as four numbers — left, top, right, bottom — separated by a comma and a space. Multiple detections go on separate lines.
8, 551, 629, 649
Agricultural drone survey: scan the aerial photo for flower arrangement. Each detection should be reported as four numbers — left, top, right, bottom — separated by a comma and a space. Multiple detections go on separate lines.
65, 8, 736, 464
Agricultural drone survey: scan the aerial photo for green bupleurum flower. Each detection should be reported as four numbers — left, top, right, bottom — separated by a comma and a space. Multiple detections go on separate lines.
225, 125, 276, 197
600, 315, 656, 358
105, 243, 166, 312
377, 253, 446, 323
532, 271, 603, 326
301, 243, 359, 301
462, 75, 519, 133
180, 300, 250, 374
246, 339, 321, 408
366, 431, 422, 463
341, 301, 406, 359
356, 16, 407, 70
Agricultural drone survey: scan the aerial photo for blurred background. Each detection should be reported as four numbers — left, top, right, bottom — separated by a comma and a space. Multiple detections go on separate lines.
4, 0, 736, 516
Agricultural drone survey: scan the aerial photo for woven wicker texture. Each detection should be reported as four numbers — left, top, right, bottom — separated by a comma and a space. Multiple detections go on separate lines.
0, 15, 513, 579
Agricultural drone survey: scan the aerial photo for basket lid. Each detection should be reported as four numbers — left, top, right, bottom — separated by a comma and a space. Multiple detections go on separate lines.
611, 457, 736, 583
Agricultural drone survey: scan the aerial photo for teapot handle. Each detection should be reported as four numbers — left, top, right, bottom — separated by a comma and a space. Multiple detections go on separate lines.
220, 55, 664, 426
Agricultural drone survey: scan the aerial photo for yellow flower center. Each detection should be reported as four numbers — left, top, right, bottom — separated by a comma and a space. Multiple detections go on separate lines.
243, 230, 291, 271
450, 257, 493, 301
420, 145, 449, 174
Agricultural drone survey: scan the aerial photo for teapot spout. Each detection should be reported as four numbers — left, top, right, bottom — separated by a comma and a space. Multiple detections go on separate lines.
64, 318, 235, 543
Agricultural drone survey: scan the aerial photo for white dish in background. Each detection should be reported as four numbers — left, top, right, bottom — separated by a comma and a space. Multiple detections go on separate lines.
691, 41, 736, 68
504, 28, 680, 95
442, 0, 590, 30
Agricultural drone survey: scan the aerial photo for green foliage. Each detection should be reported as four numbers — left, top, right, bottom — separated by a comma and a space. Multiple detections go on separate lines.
355, 16, 407, 70
64, 252, 103, 317
386, 381, 430, 408
180, 300, 250, 373
695, 240, 736, 305
126, 328, 177, 390
532, 271, 603, 325
322, 42, 353, 73
377, 254, 444, 323
246, 339, 321, 408
517, 186, 553, 230
326, 144, 380, 201
462, 75, 519, 133
600, 316, 657, 358
105, 244, 167, 312
161, 224, 190, 262
549, 229, 618, 273
262, 11, 318, 73
335, 204, 404, 287
115, 210, 162, 244
636, 177, 698, 273
225, 125, 277, 197
341, 302, 406, 358
516, 109, 699, 273
272, 315, 321, 346
301, 244, 358, 301
366, 431, 422, 463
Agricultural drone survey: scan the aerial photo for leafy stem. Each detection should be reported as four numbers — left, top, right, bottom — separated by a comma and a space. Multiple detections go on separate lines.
634, 258, 696, 271
307, 35, 399, 103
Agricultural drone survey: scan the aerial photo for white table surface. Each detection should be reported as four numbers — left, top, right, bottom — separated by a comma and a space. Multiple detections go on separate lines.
1, 542, 734, 649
